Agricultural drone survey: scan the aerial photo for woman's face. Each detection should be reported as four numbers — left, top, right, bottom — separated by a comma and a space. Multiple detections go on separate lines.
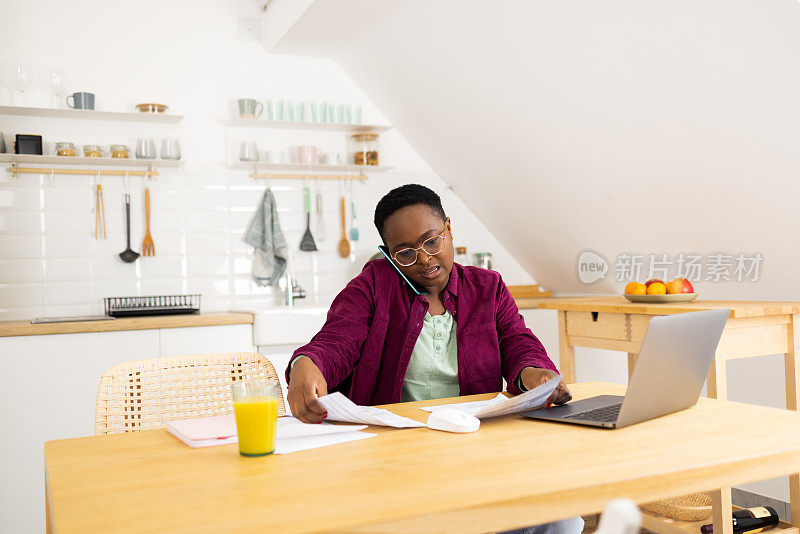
382, 204, 454, 293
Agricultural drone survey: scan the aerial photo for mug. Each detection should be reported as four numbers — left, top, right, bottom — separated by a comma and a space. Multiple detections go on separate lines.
264, 149, 287, 164
297, 145, 321, 165
238, 98, 263, 118
66, 92, 95, 110
240, 141, 259, 162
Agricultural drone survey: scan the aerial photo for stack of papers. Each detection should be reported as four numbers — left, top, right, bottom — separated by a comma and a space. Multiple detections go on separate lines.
317, 392, 426, 428
420, 376, 561, 418
166, 414, 375, 454
316, 376, 561, 427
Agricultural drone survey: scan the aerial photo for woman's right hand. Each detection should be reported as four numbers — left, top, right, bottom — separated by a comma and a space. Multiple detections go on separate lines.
287, 357, 329, 423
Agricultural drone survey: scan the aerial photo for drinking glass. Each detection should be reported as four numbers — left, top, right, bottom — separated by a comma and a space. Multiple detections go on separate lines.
8, 63, 33, 106
231, 379, 281, 457
239, 141, 258, 162
40, 67, 68, 109
161, 138, 181, 160
350, 104, 362, 124
135, 138, 156, 159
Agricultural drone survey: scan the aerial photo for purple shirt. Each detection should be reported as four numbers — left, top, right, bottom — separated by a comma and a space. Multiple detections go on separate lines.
288, 259, 557, 406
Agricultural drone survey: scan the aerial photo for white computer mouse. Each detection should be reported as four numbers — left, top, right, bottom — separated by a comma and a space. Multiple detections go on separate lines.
426, 407, 481, 433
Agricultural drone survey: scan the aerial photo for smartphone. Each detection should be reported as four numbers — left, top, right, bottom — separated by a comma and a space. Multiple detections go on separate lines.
377, 245, 428, 295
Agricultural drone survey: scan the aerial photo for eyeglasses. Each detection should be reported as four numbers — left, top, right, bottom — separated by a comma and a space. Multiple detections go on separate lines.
392, 226, 449, 267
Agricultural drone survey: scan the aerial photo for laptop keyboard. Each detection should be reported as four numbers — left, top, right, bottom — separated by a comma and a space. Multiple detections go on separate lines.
562, 403, 622, 423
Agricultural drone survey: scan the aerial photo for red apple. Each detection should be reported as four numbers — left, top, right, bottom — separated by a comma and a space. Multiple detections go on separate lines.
666, 278, 695, 294
645, 278, 664, 288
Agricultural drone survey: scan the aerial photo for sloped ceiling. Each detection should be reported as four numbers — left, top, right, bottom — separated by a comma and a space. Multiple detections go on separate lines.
266, 0, 800, 298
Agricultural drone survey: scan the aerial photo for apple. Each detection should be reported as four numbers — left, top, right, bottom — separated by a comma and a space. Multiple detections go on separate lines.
666, 278, 695, 294
645, 278, 664, 288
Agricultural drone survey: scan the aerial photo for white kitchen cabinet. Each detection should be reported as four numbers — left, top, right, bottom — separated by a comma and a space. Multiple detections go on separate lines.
0, 322, 255, 534
159, 324, 255, 357
0, 329, 160, 534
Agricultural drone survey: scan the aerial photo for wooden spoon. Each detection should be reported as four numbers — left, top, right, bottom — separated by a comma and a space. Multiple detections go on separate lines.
338, 196, 350, 258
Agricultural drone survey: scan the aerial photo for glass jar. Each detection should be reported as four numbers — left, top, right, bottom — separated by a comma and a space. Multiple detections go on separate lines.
455, 246, 469, 266
110, 144, 129, 159
473, 252, 493, 270
83, 144, 102, 158
350, 133, 379, 166
55, 142, 76, 157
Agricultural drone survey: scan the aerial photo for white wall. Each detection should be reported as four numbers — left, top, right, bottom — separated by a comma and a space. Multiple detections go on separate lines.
0, 0, 534, 322
266, 0, 800, 503
270, 0, 800, 299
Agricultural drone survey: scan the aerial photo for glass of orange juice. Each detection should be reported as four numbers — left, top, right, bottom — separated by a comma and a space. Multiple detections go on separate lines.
231, 379, 280, 457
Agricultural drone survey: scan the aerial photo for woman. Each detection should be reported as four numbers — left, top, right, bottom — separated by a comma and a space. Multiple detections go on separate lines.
287, 183, 571, 422
287, 184, 581, 534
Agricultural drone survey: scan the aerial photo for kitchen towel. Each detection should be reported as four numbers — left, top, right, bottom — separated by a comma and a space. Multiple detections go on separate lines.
244, 188, 288, 286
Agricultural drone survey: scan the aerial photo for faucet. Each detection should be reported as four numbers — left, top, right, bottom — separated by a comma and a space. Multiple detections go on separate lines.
283, 272, 307, 307
284, 272, 294, 307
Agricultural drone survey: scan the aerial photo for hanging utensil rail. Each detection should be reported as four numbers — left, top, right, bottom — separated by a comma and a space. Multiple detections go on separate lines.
7, 165, 158, 177
249, 171, 367, 181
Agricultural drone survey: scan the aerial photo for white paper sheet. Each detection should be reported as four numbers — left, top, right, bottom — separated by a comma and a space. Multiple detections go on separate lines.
420, 376, 561, 419
167, 414, 374, 453
317, 392, 426, 428
274, 431, 376, 454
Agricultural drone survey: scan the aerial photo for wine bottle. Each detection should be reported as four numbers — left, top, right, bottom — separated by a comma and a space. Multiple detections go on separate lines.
700, 506, 779, 534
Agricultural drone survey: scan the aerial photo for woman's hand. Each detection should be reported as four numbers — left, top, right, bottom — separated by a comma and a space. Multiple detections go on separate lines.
519, 367, 572, 406
287, 357, 329, 423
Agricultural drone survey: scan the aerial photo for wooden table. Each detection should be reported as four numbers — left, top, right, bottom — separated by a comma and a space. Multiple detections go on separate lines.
537, 298, 800, 534
45, 382, 800, 534
536, 297, 800, 403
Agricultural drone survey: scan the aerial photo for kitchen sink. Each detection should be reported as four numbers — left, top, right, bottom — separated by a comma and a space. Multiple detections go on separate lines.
252, 304, 329, 347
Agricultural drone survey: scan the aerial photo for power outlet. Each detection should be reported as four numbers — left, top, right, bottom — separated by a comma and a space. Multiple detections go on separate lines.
237, 17, 262, 41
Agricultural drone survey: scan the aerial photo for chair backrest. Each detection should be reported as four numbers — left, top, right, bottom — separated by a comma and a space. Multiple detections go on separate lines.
95, 352, 286, 435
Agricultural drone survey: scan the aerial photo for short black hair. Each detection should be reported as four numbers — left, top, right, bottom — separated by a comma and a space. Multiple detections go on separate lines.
374, 184, 447, 240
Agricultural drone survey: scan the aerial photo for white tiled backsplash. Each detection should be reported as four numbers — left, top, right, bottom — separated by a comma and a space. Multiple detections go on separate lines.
0, 161, 533, 321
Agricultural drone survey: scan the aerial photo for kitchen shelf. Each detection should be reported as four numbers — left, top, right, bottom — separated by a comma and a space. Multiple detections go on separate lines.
226, 118, 391, 133
0, 105, 184, 124
0, 154, 183, 167
233, 161, 392, 173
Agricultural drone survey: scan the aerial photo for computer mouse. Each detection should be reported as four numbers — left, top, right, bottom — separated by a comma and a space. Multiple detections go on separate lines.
426, 407, 481, 433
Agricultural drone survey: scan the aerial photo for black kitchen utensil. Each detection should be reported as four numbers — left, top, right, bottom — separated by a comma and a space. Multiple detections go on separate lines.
299, 186, 318, 251
119, 194, 140, 263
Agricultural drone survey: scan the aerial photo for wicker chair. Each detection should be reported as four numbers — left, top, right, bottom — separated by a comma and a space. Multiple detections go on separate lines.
95, 352, 285, 435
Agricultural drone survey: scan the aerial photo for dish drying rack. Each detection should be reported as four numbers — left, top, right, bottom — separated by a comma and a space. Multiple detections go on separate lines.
104, 295, 201, 317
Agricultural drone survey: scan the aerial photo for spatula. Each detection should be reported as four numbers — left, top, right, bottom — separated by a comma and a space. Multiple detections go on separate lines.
119, 194, 140, 263
338, 196, 350, 258
299, 187, 318, 252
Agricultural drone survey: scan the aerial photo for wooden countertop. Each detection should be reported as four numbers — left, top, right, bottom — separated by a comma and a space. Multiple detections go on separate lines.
0, 292, 554, 337
536, 296, 800, 318
0, 312, 254, 337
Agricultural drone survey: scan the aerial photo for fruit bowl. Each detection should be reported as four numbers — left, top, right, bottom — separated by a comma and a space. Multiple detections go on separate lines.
623, 293, 698, 303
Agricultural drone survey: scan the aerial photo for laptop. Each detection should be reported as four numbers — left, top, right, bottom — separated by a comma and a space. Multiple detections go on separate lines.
523, 308, 730, 429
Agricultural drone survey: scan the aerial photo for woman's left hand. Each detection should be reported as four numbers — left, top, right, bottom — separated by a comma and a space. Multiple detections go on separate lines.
519, 367, 572, 406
